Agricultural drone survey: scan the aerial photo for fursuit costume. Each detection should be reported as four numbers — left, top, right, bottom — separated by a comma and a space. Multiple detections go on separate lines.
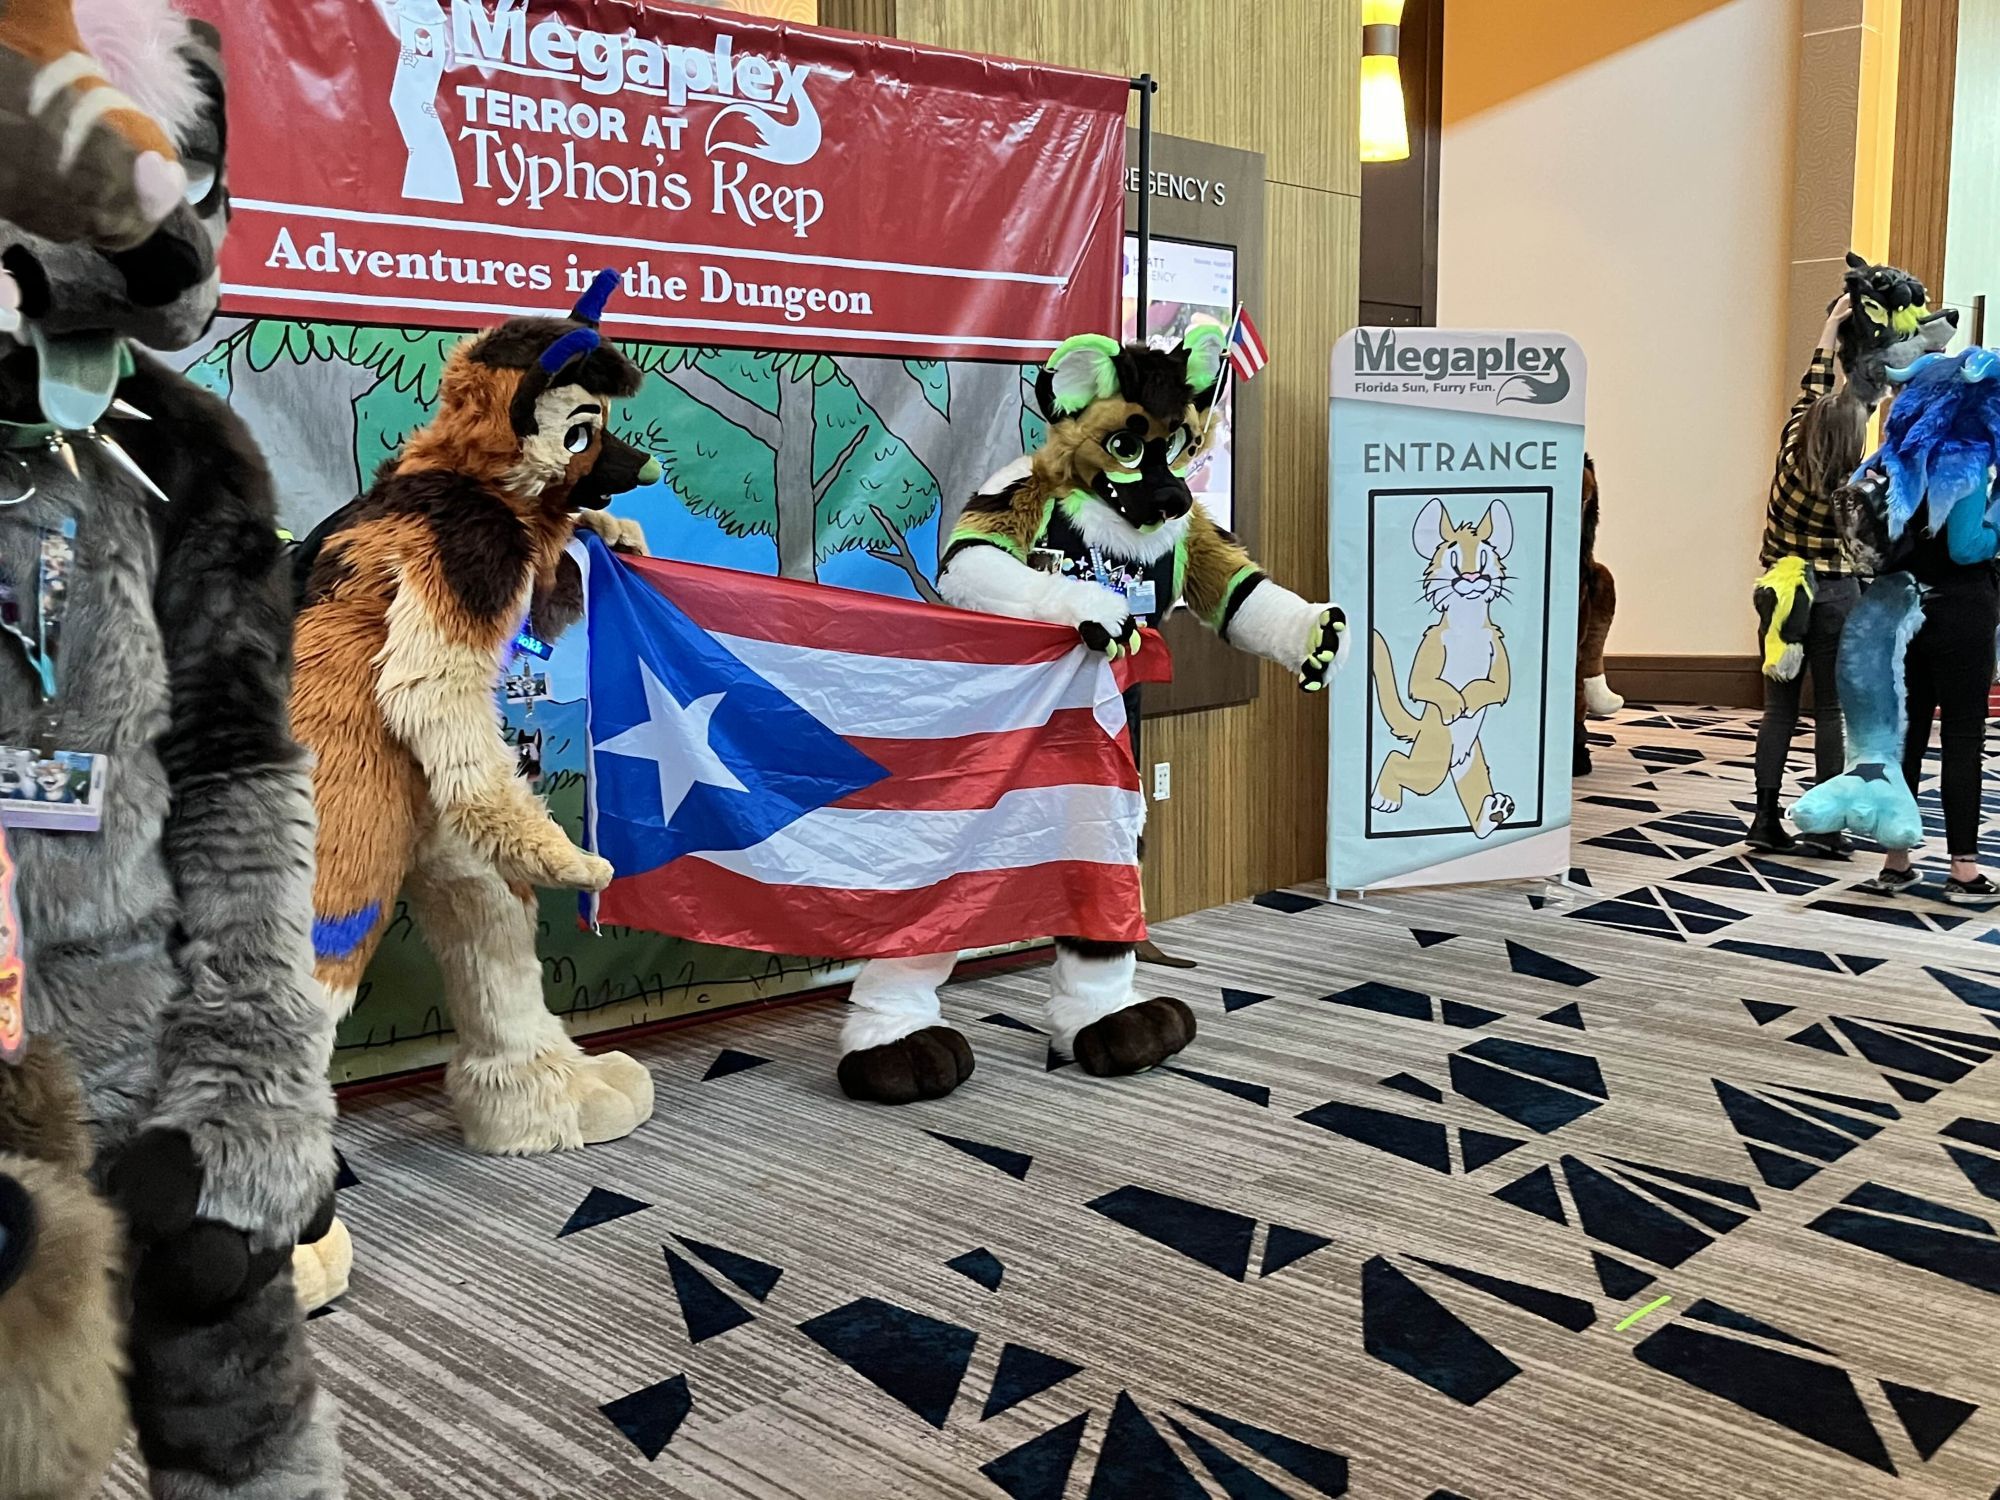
1748, 252, 1957, 855
0, 7, 345, 1496
291, 271, 656, 1185
1795, 347, 2000, 851
837, 327, 1347, 1105
1573, 454, 1619, 774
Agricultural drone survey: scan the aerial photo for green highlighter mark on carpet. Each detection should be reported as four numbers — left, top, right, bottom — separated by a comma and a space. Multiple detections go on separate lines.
1615, 1294, 1672, 1332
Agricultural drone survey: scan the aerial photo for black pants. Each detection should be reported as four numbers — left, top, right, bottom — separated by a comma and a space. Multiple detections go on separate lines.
1902, 570, 2000, 857
1755, 572, 1861, 790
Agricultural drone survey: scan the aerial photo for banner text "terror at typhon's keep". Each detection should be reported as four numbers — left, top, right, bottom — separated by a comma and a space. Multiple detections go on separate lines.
183, 0, 1129, 359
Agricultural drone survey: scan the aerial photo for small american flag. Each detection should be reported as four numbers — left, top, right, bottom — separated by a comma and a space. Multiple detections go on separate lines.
1228, 305, 1269, 381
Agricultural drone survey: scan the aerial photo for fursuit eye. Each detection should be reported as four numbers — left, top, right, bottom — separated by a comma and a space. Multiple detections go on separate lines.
1104, 430, 1143, 465
182, 164, 217, 206
1165, 427, 1192, 465
563, 422, 593, 455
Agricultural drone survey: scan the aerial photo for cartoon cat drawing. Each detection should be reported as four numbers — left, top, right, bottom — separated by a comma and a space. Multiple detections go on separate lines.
1370, 497, 1517, 838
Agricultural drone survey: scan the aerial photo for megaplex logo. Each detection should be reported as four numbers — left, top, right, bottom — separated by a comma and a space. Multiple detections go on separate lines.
450, 0, 823, 166
1353, 329, 1571, 406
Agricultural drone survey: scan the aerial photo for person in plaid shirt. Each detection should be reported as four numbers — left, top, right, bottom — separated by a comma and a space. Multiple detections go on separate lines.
1750, 292, 1871, 856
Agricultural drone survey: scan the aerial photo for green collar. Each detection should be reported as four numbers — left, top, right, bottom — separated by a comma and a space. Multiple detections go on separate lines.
0, 416, 59, 450
0, 342, 138, 447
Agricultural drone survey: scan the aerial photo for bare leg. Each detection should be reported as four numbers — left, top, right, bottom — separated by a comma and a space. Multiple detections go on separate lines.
406, 820, 652, 1155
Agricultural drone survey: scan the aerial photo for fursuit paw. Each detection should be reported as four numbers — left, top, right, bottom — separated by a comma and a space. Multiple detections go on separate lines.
576, 510, 650, 555
1582, 674, 1624, 716
1071, 998, 1197, 1077
108, 1130, 338, 1324
1296, 606, 1349, 692
1078, 614, 1144, 660
838, 1026, 975, 1105
1474, 792, 1515, 839
449, 1046, 653, 1155
505, 833, 614, 893
293, 1215, 353, 1314
578, 1050, 656, 1132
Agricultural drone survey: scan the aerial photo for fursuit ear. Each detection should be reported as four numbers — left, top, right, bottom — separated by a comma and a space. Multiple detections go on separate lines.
1482, 499, 1515, 558
570, 267, 620, 327
1181, 324, 1228, 412
1846, 250, 1870, 273
1035, 333, 1123, 421
1414, 496, 1447, 556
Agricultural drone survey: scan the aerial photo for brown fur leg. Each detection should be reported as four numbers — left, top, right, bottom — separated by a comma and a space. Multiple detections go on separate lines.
0, 1154, 126, 1500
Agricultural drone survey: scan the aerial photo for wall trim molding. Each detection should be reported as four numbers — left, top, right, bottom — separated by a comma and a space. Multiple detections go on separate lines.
1607, 653, 1764, 709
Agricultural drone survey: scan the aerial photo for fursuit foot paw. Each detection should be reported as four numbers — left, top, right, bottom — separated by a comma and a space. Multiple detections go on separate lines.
1582, 674, 1624, 716
293, 1215, 353, 1314
837, 1027, 974, 1105
1474, 793, 1514, 839
450, 1047, 655, 1155
1071, 998, 1197, 1077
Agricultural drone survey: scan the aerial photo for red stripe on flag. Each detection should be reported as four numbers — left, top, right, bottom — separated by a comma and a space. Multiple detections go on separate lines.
838, 708, 1140, 812
620, 552, 1072, 663
616, 552, 1175, 680
595, 858, 1146, 957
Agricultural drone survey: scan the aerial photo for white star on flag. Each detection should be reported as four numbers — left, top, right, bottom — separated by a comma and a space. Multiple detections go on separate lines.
592, 659, 747, 825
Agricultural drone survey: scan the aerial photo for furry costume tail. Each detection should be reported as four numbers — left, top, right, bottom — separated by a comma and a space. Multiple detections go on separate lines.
1792, 572, 1926, 848
1754, 556, 1814, 681
1370, 632, 1422, 741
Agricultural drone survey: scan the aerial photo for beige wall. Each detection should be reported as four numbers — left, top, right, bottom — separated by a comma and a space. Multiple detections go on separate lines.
1945, 0, 2000, 335
1437, 0, 1800, 658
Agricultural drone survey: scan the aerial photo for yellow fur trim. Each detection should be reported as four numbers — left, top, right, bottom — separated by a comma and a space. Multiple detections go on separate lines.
1756, 556, 1814, 677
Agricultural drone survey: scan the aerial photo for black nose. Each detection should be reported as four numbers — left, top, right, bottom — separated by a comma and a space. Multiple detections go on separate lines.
109, 205, 212, 308
1946, 307, 1962, 328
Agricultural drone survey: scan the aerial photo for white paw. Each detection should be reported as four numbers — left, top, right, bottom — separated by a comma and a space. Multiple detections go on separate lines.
1474, 792, 1515, 838
1583, 675, 1624, 716
1068, 579, 1134, 635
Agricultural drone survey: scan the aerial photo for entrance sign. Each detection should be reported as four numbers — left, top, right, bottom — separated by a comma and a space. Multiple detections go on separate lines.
1328, 329, 1585, 891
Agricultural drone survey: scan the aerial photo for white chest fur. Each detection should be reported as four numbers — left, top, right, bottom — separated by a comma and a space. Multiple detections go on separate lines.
1436, 600, 1496, 689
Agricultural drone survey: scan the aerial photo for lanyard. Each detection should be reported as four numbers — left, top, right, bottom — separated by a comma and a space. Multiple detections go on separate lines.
0, 520, 76, 750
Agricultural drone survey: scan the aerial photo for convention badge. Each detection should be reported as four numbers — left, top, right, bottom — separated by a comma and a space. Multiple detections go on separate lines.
1028, 547, 1064, 576
501, 665, 551, 705
0, 745, 107, 832
0, 824, 23, 1063
512, 625, 554, 661
1124, 580, 1159, 619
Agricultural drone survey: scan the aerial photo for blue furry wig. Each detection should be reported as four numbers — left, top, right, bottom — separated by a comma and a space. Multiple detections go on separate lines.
1871, 346, 2000, 539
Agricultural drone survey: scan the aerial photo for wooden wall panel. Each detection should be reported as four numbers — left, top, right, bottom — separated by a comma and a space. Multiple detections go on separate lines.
890, 1, 1360, 197
1144, 185, 1358, 917
820, 1, 1361, 917
1888, 0, 1960, 296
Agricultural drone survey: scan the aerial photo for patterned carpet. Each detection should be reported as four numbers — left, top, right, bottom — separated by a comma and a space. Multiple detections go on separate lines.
114, 704, 2000, 1499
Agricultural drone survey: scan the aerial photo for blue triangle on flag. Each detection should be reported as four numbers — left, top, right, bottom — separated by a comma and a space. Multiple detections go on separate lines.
581, 535, 887, 878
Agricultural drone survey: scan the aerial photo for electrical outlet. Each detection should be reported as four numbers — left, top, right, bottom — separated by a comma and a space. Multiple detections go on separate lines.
1152, 762, 1171, 801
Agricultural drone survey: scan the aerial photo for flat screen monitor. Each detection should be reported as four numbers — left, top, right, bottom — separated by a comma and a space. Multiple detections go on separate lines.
1122, 233, 1237, 531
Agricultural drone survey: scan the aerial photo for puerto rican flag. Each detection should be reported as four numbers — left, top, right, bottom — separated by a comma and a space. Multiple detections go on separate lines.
1229, 304, 1268, 381
576, 534, 1168, 958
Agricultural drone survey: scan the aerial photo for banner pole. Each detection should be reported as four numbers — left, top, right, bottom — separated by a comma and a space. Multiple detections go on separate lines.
1131, 74, 1157, 336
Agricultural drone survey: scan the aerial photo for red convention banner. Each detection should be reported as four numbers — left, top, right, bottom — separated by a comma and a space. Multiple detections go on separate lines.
182, 0, 1129, 358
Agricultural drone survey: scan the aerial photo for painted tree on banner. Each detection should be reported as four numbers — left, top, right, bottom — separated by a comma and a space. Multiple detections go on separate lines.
183, 320, 1033, 598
